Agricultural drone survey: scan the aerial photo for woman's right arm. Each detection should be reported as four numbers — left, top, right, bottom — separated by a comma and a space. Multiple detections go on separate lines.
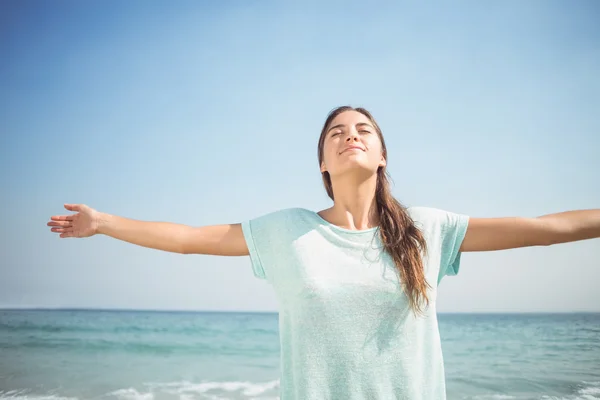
48, 204, 249, 256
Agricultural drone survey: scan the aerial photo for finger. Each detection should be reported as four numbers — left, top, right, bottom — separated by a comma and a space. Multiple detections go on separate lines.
60, 232, 74, 238
50, 215, 74, 221
51, 227, 73, 233
47, 221, 72, 227
64, 204, 81, 212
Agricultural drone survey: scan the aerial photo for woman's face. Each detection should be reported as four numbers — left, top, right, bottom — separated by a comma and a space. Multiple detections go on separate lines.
320, 110, 386, 178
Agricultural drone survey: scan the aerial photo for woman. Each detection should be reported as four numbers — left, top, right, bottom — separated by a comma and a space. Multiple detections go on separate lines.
48, 106, 599, 399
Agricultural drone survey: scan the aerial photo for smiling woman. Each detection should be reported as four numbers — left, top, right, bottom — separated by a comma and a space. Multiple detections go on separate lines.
317, 106, 430, 316
47, 105, 600, 400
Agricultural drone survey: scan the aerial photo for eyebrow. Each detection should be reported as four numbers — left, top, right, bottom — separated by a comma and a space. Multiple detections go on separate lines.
327, 122, 374, 134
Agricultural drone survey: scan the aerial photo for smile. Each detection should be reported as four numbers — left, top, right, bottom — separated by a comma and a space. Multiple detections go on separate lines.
340, 147, 364, 154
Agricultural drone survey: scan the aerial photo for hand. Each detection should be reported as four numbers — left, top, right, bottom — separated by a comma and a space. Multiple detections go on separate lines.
48, 204, 100, 238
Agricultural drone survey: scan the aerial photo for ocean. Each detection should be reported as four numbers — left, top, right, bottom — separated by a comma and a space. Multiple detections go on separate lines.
0, 310, 598, 400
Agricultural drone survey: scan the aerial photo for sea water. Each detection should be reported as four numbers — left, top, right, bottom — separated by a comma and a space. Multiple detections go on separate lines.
0, 310, 598, 400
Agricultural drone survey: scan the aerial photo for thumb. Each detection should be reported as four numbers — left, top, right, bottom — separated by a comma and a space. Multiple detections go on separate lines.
64, 204, 81, 212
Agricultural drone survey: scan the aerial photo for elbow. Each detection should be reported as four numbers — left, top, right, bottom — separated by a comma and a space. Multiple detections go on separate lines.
536, 218, 572, 246
180, 244, 191, 255
540, 238, 557, 247
539, 231, 566, 247
540, 229, 574, 247
178, 237, 190, 254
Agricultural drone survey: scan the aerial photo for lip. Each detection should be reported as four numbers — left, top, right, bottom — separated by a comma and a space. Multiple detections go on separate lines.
340, 146, 364, 154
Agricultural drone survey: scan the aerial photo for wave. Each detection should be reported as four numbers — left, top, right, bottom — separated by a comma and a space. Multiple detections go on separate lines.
0, 389, 77, 400
113, 380, 281, 399
1, 380, 598, 400
0, 380, 281, 400
467, 380, 600, 400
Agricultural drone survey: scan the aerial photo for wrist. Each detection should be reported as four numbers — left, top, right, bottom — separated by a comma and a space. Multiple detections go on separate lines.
96, 212, 111, 235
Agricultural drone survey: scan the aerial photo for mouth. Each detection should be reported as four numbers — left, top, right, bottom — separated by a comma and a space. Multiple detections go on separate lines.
339, 147, 364, 154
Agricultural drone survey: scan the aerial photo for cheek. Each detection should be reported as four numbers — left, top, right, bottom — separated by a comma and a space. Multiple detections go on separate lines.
322, 141, 338, 158
367, 138, 384, 154
320, 144, 334, 167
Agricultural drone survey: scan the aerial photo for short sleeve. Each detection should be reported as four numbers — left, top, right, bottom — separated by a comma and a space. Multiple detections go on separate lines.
437, 211, 470, 284
241, 219, 268, 280
241, 209, 292, 282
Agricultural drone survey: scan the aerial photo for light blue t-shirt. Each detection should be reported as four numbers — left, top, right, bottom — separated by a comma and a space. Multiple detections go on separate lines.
241, 206, 469, 399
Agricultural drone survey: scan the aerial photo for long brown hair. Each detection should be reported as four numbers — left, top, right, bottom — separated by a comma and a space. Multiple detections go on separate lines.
317, 106, 431, 315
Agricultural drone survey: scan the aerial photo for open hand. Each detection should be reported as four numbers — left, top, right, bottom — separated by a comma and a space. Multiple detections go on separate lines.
47, 204, 100, 238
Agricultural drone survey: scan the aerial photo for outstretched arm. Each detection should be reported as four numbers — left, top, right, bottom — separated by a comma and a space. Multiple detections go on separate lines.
460, 209, 600, 252
48, 203, 249, 256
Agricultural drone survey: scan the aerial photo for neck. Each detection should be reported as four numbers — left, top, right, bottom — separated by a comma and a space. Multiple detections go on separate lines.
323, 173, 380, 231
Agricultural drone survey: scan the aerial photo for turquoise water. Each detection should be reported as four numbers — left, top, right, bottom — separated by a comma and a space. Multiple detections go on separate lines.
0, 310, 598, 399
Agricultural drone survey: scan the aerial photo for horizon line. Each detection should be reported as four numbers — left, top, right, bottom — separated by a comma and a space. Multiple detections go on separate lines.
1, 307, 599, 314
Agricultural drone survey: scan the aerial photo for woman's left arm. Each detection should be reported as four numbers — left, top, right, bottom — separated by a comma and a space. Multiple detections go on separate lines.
460, 209, 600, 252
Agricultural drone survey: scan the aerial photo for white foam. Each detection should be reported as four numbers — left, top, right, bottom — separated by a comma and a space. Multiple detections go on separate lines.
576, 381, 600, 400
143, 379, 280, 398
0, 397, 77, 400
579, 386, 600, 396
5, 379, 597, 400
0, 390, 77, 400
107, 388, 153, 400
540, 381, 600, 400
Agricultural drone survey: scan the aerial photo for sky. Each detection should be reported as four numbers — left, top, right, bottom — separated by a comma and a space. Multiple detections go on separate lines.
1, 0, 599, 313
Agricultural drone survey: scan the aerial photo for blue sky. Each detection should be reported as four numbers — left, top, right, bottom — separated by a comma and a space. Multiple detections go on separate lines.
1, 0, 598, 312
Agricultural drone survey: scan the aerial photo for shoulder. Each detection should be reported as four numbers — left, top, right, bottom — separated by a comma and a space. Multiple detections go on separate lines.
243, 207, 318, 246
406, 206, 448, 223
249, 207, 314, 220
245, 207, 315, 227
406, 206, 469, 233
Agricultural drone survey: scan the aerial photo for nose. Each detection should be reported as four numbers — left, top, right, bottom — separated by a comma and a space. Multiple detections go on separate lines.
346, 129, 360, 142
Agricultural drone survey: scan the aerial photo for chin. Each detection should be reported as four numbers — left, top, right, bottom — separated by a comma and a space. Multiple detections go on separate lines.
331, 163, 377, 177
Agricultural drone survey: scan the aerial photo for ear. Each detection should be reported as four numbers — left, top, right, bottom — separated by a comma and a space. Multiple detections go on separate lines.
320, 162, 327, 173
379, 156, 386, 168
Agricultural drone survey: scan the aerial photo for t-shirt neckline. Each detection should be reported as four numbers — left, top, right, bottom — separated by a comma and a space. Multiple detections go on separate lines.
310, 210, 380, 234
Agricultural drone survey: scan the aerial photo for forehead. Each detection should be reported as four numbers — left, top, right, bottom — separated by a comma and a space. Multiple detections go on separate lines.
329, 110, 372, 127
